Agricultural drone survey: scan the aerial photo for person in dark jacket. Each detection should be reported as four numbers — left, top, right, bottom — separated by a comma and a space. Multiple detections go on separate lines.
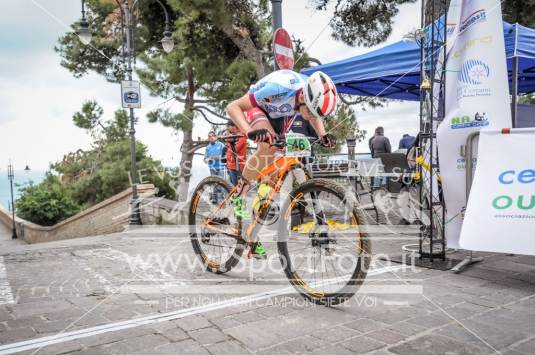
368, 126, 391, 158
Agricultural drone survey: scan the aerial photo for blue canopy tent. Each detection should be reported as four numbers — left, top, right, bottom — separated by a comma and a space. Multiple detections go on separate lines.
302, 21, 535, 126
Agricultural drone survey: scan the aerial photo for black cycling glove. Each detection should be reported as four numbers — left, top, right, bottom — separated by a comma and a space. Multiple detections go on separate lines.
247, 129, 273, 143
320, 133, 337, 148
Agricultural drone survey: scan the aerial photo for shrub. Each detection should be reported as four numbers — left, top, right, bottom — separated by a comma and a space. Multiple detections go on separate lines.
16, 175, 81, 226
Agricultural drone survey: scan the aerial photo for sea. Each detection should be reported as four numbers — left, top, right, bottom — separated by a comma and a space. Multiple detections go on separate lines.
0, 170, 46, 209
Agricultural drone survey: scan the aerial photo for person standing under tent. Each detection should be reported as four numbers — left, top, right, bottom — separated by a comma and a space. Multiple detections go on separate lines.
398, 133, 416, 150
369, 126, 391, 158
369, 126, 391, 188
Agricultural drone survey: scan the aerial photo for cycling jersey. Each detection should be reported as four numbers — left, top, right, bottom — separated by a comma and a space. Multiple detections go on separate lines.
248, 70, 308, 120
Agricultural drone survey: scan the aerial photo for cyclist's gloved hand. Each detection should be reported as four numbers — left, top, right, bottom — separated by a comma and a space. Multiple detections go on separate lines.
320, 133, 336, 148
247, 128, 274, 144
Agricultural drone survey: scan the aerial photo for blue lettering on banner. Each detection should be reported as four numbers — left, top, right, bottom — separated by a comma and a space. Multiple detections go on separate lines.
451, 120, 490, 129
498, 169, 535, 184
498, 170, 515, 184
459, 9, 487, 34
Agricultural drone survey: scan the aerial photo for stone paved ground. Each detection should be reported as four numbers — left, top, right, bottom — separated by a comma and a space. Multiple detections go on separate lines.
0, 220, 534, 355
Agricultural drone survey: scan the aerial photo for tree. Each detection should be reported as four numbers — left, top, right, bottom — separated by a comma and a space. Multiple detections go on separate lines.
502, 0, 535, 27
309, 0, 417, 47
315, 104, 367, 154
57, 1, 409, 200
54, 101, 176, 205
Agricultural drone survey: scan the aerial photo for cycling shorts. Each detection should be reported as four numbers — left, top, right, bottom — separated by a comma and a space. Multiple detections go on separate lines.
245, 108, 295, 136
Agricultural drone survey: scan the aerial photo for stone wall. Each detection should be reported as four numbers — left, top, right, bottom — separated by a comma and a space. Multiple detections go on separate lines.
0, 184, 156, 244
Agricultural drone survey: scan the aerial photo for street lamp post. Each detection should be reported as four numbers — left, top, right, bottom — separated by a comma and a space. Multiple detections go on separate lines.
7, 163, 17, 239
78, 0, 174, 225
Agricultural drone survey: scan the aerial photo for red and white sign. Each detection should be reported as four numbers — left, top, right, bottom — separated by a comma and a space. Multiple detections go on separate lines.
273, 28, 294, 70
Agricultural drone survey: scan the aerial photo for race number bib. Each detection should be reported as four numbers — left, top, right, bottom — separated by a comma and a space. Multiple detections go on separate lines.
285, 134, 311, 157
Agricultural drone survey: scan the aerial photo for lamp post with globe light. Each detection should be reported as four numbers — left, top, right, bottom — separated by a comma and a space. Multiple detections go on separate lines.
7, 163, 16, 239
77, 0, 174, 225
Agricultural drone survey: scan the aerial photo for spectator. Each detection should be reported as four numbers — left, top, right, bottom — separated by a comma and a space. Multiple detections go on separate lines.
398, 133, 416, 150
225, 121, 247, 185
204, 131, 225, 203
368, 126, 391, 158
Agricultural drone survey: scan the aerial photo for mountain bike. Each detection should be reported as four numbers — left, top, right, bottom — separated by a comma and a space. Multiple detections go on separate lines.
189, 134, 371, 305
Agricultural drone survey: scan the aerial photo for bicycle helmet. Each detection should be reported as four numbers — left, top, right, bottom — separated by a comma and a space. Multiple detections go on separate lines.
303, 71, 338, 118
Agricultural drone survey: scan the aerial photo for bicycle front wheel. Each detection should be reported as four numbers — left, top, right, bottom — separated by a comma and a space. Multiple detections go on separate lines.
189, 176, 245, 274
277, 178, 371, 305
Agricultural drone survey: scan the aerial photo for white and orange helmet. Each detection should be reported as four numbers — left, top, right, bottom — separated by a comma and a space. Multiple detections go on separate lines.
303, 71, 338, 118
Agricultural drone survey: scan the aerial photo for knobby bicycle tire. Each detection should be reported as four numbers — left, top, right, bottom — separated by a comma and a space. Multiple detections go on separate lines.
277, 178, 372, 305
189, 176, 246, 274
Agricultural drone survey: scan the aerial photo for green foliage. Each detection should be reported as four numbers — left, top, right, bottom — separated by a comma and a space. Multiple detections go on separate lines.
315, 104, 367, 154
309, 0, 417, 47
16, 175, 81, 226
17, 101, 177, 226
502, 0, 535, 27
56, 102, 177, 205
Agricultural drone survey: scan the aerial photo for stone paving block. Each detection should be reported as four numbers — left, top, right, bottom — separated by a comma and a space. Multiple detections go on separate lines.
0, 327, 37, 343
441, 302, 492, 320
461, 267, 515, 282
11, 300, 73, 319
158, 326, 189, 342
512, 337, 535, 354
309, 344, 355, 355
386, 321, 427, 337
175, 315, 212, 331
79, 327, 147, 347
438, 319, 527, 351
33, 319, 81, 334
366, 329, 407, 344
254, 304, 294, 318
209, 316, 242, 330
343, 318, 385, 333
388, 334, 491, 355
339, 335, 386, 354
470, 308, 535, 334
482, 260, 535, 274
231, 310, 266, 324
311, 325, 357, 343
431, 294, 467, 307
188, 326, 229, 345
405, 312, 452, 328
36, 340, 84, 355
154, 339, 210, 355
205, 340, 251, 355
259, 335, 327, 354
369, 307, 423, 324
223, 319, 293, 351
42, 308, 87, 322
5, 316, 45, 330
101, 333, 170, 353
0, 308, 13, 322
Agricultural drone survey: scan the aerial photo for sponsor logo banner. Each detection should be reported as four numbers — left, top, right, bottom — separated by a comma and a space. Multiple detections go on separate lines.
437, 0, 511, 248
460, 130, 535, 255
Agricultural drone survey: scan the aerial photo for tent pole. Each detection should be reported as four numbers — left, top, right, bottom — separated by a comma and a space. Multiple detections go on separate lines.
511, 55, 519, 128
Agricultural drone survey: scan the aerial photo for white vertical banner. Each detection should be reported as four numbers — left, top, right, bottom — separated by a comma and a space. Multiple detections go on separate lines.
437, 0, 512, 248
460, 129, 535, 255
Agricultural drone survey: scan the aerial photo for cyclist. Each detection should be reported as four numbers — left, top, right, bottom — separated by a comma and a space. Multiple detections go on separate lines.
226, 69, 338, 258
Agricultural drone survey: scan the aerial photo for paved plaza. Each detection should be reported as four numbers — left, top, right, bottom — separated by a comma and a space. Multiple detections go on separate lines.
0, 221, 534, 354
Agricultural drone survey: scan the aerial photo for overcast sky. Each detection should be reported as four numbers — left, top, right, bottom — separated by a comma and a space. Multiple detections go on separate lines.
0, 0, 420, 172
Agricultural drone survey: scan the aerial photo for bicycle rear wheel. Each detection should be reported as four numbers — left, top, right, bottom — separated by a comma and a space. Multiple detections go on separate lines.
189, 176, 245, 273
277, 178, 371, 305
